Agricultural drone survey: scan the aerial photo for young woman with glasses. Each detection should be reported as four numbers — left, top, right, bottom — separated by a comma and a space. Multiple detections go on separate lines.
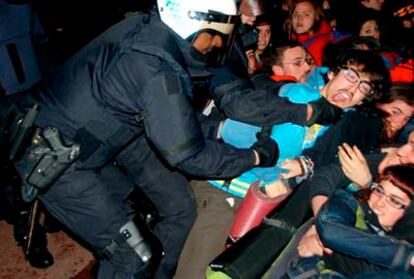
285, 164, 414, 278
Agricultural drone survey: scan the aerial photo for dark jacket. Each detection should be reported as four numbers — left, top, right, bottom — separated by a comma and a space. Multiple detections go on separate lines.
316, 189, 414, 276
33, 13, 254, 178
303, 107, 384, 171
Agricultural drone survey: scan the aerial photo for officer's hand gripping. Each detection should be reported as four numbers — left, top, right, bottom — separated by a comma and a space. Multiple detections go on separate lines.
307, 97, 342, 126
251, 132, 279, 167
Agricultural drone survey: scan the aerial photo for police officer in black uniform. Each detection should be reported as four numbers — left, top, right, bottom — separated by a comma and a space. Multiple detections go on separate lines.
8, 1, 282, 278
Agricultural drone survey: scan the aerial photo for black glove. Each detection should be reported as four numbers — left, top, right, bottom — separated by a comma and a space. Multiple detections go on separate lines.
251, 132, 279, 167
307, 97, 343, 126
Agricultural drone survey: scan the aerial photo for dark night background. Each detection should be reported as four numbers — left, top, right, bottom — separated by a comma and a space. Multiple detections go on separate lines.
30, 0, 156, 62
23, 0, 414, 64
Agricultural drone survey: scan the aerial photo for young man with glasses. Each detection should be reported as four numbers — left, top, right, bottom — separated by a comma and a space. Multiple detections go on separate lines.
267, 40, 314, 83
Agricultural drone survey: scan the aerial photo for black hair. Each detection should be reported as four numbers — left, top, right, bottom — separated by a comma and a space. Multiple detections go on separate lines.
352, 8, 382, 38
378, 82, 414, 107
266, 40, 303, 67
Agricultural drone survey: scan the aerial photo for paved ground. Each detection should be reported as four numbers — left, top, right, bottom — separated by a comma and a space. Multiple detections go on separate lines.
0, 220, 95, 279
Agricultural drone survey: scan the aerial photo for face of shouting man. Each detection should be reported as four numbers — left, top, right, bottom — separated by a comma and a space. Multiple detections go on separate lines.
320, 65, 376, 109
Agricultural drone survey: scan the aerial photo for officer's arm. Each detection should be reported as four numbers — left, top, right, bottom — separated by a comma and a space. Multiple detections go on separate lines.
210, 67, 340, 127
177, 140, 257, 179
215, 83, 309, 127
139, 62, 257, 179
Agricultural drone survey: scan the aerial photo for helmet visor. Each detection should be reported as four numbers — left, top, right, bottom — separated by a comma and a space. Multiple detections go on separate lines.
188, 10, 238, 66
158, 0, 238, 67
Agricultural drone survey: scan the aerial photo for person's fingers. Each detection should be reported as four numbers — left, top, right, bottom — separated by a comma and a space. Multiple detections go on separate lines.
340, 164, 351, 178
341, 143, 356, 159
338, 146, 352, 167
323, 247, 334, 255
338, 155, 351, 173
352, 145, 367, 162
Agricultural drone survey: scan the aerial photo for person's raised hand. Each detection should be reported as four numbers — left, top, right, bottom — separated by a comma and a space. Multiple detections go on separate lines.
338, 143, 372, 188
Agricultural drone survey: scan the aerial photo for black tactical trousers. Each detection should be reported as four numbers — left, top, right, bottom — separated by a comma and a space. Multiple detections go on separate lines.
116, 136, 197, 279
39, 163, 148, 278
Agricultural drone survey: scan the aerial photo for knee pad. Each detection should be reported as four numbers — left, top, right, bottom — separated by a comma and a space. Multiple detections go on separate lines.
99, 220, 152, 263
120, 220, 152, 262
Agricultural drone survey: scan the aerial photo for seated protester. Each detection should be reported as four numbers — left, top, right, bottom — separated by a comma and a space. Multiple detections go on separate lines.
282, 82, 414, 176
210, 50, 390, 198
265, 130, 414, 278
247, 40, 316, 97
207, 130, 414, 279
271, 124, 414, 235
323, 35, 413, 84
286, 164, 414, 278
289, 0, 335, 66
175, 50, 390, 279
324, 7, 413, 83
265, 40, 314, 84
308, 128, 414, 216
245, 16, 272, 76
377, 83, 414, 143
355, 8, 382, 41
352, 9, 413, 83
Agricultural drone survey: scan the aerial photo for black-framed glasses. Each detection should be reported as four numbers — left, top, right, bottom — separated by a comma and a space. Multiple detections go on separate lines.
341, 66, 375, 97
283, 53, 314, 67
370, 183, 410, 210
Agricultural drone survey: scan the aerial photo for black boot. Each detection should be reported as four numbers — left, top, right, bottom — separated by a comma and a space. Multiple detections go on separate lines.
25, 225, 54, 268
14, 206, 54, 268
43, 212, 62, 233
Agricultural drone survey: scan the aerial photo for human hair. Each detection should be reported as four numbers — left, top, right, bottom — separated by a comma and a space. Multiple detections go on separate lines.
336, 49, 391, 101
379, 164, 414, 199
356, 164, 414, 204
378, 82, 414, 107
268, 40, 303, 66
290, 0, 325, 34
391, 162, 414, 242
353, 8, 382, 38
